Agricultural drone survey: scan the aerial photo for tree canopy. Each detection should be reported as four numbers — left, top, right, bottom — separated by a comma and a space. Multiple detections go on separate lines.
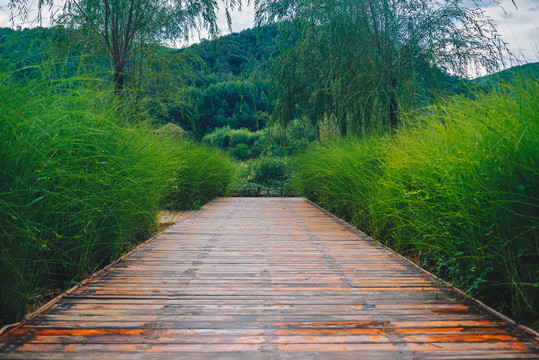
254, 0, 508, 134
8, 0, 243, 93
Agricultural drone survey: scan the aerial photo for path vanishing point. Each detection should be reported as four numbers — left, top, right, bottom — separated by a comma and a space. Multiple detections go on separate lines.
1, 197, 538, 359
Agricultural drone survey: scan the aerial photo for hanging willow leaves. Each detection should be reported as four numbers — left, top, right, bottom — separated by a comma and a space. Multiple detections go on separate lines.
8, 0, 243, 95
255, 0, 509, 134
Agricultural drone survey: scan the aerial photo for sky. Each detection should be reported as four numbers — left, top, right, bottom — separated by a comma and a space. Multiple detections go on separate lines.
478, 0, 539, 65
0, 0, 537, 67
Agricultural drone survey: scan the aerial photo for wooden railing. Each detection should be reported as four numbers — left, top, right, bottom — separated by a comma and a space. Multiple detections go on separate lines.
233, 187, 296, 197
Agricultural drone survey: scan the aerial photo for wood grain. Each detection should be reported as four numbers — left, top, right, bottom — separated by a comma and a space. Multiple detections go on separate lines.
1, 197, 538, 359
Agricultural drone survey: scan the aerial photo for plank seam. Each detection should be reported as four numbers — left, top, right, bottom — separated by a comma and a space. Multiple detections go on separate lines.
0, 206, 203, 337
303, 198, 539, 341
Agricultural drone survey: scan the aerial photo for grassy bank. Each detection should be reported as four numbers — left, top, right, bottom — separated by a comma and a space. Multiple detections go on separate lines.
165, 142, 239, 210
0, 66, 238, 327
292, 81, 539, 329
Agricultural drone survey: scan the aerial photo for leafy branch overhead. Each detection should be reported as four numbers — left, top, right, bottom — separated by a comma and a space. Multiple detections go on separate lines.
253, 0, 509, 133
8, 0, 243, 93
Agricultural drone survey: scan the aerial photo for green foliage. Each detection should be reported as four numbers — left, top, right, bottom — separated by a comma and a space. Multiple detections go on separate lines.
251, 157, 290, 188
186, 80, 271, 135
238, 157, 292, 189
291, 138, 382, 224
260, 119, 316, 156
474, 62, 539, 89
188, 25, 281, 84
202, 120, 316, 159
164, 143, 238, 210
0, 26, 200, 125
0, 25, 280, 136
228, 144, 252, 161
34, 0, 244, 93
0, 65, 238, 327
0, 26, 107, 78
292, 80, 539, 329
256, 0, 505, 134
202, 126, 262, 155
131, 45, 201, 123
172, 25, 287, 136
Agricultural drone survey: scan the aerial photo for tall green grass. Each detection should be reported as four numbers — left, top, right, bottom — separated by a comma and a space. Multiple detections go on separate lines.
165, 142, 239, 210
0, 64, 238, 327
292, 80, 539, 329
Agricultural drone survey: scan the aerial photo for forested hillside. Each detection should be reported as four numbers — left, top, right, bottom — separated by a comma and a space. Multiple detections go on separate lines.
5, 24, 536, 139
474, 62, 539, 87
0, 25, 283, 137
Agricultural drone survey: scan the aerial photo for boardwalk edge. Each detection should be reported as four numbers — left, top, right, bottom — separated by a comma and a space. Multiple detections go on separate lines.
304, 198, 539, 341
0, 207, 201, 337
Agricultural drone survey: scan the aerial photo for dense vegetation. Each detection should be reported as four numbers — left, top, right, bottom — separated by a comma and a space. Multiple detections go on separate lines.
201, 119, 316, 160
169, 25, 284, 137
2, 0, 538, 333
0, 25, 281, 138
255, 0, 504, 134
0, 64, 238, 327
291, 80, 539, 329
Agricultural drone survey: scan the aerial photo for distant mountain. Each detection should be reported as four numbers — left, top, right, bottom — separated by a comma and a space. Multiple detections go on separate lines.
0, 25, 283, 136
0, 27, 61, 64
177, 25, 287, 136
187, 24, 283, 85
0, 24, 282, 79
473, 62, 539, 87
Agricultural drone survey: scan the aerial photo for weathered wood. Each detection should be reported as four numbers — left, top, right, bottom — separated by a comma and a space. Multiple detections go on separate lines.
1, 198, 538, 358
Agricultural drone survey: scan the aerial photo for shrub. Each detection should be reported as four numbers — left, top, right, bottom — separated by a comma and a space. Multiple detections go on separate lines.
228, 143, 251, 160
0, 65, 238, 327
292, 79, 539, 329
202, 126, 262, 149
202, 120, 316, 159
165, 142, 238, 209
251, 157, 290, 188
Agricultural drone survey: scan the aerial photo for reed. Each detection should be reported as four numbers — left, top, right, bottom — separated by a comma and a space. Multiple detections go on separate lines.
292, 79, 539, 329
0, 64, 238, 326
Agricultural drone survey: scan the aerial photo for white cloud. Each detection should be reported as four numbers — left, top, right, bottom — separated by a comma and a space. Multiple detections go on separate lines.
182, 4, 255, 46
470, 0, 539, 65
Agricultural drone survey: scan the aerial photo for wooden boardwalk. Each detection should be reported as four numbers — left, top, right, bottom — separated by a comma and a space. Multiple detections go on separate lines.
1, 197, 538, 359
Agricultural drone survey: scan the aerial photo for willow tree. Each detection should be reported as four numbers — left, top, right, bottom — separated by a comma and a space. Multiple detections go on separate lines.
255, 0, 507, 134
9, 0, 242, 94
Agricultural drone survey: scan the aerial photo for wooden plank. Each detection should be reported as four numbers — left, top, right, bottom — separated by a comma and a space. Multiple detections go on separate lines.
6, 326, 515, 337
0, 334, 525, 345
1, 197, 537, 359
2, 351, 539, 360
13, 319, 519, 330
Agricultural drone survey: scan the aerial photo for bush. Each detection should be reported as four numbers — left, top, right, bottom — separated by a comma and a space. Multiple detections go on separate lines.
251, 157, 290, 188
165, 142, 238, 209
202, 126, 261, 149
256, 119, 316, 157
202, 120, 316, 159
228, 143, 251, 160
292, 80, 539, 329
0, 65, 238, 327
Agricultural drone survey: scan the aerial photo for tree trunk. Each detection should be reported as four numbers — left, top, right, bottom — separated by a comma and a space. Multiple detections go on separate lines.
389, 75, 399, 133
113, 56, 127, 96
340, 110, 347, 137
389, 92, 398, 133
113, 70, 125, 94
